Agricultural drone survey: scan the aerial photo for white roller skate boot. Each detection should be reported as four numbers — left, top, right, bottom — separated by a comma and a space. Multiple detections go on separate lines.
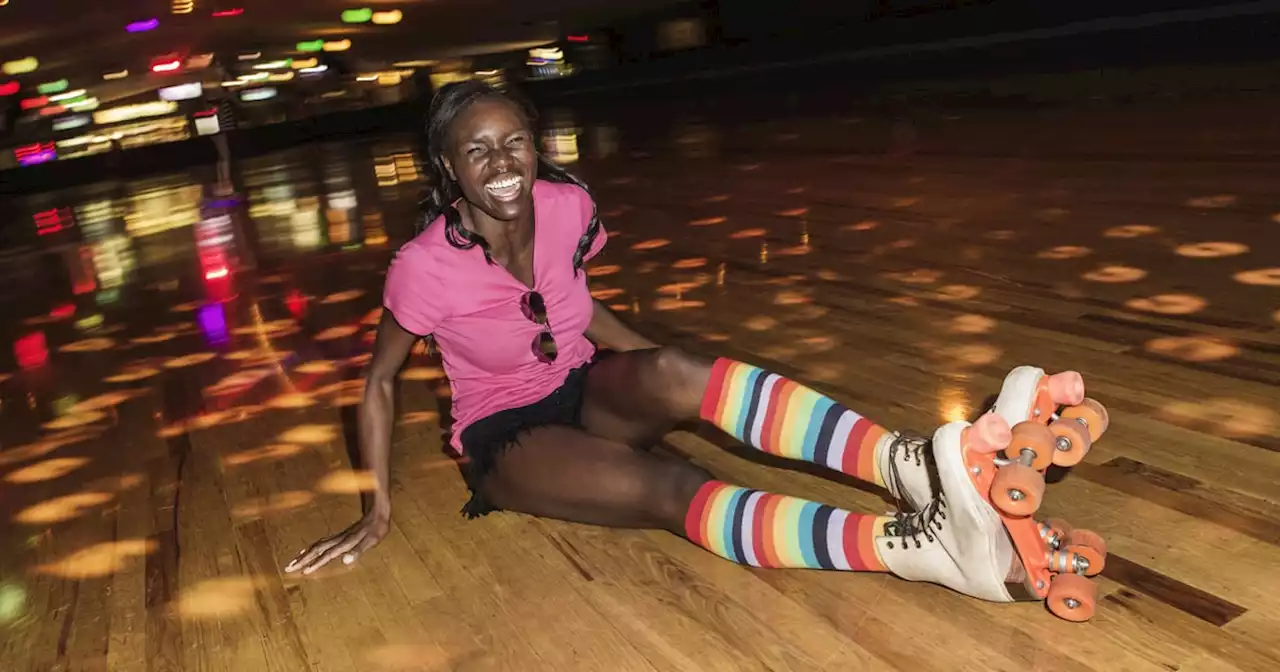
880, 411, 1110, 622
876, 415, 1021, 603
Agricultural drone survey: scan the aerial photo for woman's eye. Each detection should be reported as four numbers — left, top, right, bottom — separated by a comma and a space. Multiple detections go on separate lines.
508, 135, 527, 145
467, 146, 485, 156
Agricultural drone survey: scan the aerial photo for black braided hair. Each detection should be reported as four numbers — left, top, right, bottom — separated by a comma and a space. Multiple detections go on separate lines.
417, 80, 601, 275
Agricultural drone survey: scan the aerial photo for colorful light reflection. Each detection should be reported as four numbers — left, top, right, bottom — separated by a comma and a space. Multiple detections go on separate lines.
15, 142, 56, 167
36, 79, 69, 95
342, 8, 372, 23
126, 19, 160, 33
16, 331, 49, 370
212, 8, 244, 17
196, 303, 230, 347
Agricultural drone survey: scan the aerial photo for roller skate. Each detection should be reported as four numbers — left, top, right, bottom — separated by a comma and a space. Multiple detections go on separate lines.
879, 365, 1098, 513
945, 369, 1112, 621
879, 412, 1109, 621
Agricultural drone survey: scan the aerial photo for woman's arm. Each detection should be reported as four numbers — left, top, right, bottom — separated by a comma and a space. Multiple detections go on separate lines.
585, 300, 658, 351
357, 312, 418, 518
285, 311, 417, 573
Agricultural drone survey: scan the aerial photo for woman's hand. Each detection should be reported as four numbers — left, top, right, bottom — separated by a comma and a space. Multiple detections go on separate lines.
284, 513, 390, 574
284, 311, 418, 575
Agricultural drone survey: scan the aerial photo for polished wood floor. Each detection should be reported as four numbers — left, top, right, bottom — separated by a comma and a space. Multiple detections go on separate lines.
1, 99, 1278, 671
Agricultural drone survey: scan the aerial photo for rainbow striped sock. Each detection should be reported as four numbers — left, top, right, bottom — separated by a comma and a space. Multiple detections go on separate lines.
700, 358, 890, 488
685, 481, 889, 571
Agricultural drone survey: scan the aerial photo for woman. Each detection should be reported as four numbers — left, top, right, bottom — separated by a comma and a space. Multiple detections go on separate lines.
283, 81, 1085, 610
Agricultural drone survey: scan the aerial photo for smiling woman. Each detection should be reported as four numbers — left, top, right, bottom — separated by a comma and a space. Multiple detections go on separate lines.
282, 81, 1110, 624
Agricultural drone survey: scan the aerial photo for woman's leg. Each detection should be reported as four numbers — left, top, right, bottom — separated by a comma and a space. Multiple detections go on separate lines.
478, 422, 1028, 602
581, 348, 933, 509
479, 425, 893, 571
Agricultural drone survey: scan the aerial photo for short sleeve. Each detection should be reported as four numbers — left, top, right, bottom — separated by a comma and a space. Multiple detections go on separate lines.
576, 185, 608, 262
382, 242, 448, 336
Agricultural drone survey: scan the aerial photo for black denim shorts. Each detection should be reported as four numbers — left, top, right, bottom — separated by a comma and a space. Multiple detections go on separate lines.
457, 354, 604, 518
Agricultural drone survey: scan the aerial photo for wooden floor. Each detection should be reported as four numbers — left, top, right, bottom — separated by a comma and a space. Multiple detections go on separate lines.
1, 99, 1278, 671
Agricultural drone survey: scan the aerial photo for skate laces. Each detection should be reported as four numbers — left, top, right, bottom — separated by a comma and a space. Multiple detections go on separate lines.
884, 496, 947, 549
886, 431, 929, 505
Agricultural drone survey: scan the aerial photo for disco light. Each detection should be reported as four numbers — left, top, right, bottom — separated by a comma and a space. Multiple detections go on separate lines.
39, 105, 67, 117
371, 10, 402, 25
323, 39, 351, 52
291, 58, 318, 69
151, 58, 182, 74
0, 81, 18, 96
240, 87, 277, 102
37, 79, 69, 94
103, 69, 129, 80
158, 82, 203, 101
14, 142, 57, 168
342, 8, 372, 23
52, 114, 91, 131
297, 40, 324, 52
172, 0, 194, 14
212, 8, 243, 17
126, 19, 160, 33
20, 96, 48, 111
68, 97, 99, 111
3, 57, 39, 76
48, 89, 86, 102
92, 100, 178, 125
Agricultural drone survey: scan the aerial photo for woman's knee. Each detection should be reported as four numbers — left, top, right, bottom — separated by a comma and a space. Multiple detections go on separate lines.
649, 346, 713, 415
647, 458, 715, 532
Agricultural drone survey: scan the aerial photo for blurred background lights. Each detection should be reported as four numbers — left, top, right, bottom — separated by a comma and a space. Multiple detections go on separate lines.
126, 19, 160, 33
342, 8, 373, 23
37, 79, 69, 94
3, 57, 40, 75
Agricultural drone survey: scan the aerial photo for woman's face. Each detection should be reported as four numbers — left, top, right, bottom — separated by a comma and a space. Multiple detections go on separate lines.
443, 97, 537, 222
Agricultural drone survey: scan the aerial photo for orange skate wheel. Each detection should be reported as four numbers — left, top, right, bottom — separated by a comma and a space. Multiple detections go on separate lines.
1065, 529, 1108, 576
991, 463, 1045, 517
1048, 420, 1093, 467
1008, 422, 1055, 471
1047, 573, 1097, 622
1059, 398, 1109, 442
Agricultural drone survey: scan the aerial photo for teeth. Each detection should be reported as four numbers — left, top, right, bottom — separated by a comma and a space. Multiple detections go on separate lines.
486, 176, 521, 191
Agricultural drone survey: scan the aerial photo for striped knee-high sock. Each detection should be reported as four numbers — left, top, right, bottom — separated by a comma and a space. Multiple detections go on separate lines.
699, 358, 890, 488
685, 481, 889, 571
